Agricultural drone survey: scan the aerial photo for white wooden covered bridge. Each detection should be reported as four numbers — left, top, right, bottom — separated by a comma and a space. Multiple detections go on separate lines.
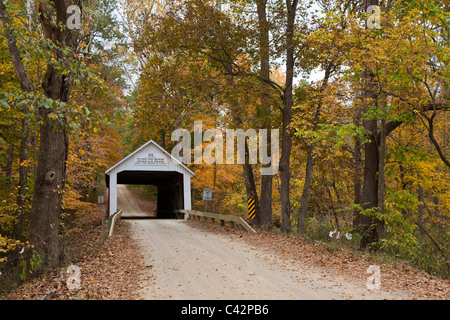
105, 140, 195, 218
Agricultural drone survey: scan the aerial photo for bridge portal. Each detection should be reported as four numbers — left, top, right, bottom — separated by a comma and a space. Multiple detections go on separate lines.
105, 140, 194, 218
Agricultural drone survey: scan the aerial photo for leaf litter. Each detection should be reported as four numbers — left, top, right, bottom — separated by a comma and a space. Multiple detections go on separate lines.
7, 209, 449, 300
187, 219, 449, 300
6, 207, 147, 300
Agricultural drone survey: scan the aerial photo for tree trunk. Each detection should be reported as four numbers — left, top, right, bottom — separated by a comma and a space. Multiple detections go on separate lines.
227, 45, 261, 224
357, 0, 380, 249
256, 0, 272, 229
12, 117, 31, 240
1, 0, 34, 241
28, 1, 74, 270
160, 128, 166, 149
212, 161, 217, 213
243, 139, 260, 221
326, 184, 340, 231
353, 107, 363, 224
297, 142, 314, 235
377, 102, 387, 240
5, 144, 14, 183
297, 63, 333, 235
0, 1, 35, 93
280, 108, 292, 233
280, 0, 298, 233
417, 177, 424, 233
360, 105, 379, 248
1, 0, 75, 269
29, 66, 72, 270
28, 108, 69, 269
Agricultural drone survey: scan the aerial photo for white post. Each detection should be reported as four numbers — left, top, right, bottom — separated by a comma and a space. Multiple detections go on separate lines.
183, 174, 192, 218
109, 172, 117, 216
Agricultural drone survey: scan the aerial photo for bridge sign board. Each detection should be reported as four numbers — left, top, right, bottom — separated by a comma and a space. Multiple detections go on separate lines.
134, 152, 167, 166
203, 189, 212, 201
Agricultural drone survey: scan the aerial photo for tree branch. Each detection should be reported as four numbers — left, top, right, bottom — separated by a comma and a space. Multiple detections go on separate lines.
421, 112, 450, 168
0, 0, 34, 92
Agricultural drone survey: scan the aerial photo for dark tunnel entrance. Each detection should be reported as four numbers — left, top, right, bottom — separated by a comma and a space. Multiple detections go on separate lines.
106, 170, 185, 219
104, 140, 194, 217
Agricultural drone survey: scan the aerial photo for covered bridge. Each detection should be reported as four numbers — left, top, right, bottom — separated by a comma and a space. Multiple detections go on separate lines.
105, 140, 195, 218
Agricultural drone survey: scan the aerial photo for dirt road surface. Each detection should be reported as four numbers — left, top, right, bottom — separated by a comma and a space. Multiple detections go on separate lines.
117, 185, 413, 300
128, 220, 414, 300
117, 185, 156, 218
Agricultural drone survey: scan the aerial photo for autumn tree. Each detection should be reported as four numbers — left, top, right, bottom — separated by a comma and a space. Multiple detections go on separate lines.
127, 0, 267, 221
0, 0, 128, 271
295, 0, 449, 250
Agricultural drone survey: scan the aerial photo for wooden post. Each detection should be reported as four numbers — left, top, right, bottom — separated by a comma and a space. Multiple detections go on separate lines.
101, 217, 106, 245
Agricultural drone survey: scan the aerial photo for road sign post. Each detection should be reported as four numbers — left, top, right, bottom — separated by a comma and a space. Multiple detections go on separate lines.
247, 198, 256, 220
203, 189, 212, 212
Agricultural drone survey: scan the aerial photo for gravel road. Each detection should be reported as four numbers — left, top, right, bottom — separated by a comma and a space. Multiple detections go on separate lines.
117, 185, 156, 218
116, 184, 412, 300
128, 219, 413, 300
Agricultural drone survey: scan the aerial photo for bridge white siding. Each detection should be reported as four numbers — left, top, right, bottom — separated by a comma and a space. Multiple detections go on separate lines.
106, 140, 194, 217
183, 174, 192, 211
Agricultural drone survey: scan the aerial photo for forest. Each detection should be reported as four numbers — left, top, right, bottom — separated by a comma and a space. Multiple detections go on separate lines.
0, 0, 449, 293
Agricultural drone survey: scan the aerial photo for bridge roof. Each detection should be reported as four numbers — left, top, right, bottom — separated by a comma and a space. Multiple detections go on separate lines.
105, 140, 195, 177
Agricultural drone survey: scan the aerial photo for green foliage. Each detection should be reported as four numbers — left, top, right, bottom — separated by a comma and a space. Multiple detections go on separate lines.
0, 89, 106, 137
127, 185, 158, 201
355, 191, 419, 255
295, 122, 371, 148
0, 0, 129, 294
18, 250, 43, 281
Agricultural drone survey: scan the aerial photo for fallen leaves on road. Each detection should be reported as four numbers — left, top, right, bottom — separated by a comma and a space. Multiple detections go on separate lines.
7, 210, 449, 300
187, 220, 450, 300
7, 207, 146, 300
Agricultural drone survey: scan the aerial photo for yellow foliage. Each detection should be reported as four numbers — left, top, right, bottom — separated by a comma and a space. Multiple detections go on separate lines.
0, 236, 29, 263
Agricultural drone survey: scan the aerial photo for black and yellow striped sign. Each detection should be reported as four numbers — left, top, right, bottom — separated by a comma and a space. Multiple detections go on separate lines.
247, 198, 256, 220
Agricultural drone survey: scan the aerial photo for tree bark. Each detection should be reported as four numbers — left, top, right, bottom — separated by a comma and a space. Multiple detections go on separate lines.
353, 107, 363, 224
1, 0, 34, 242
28, 108, 69, 269
12, 117, 31, 240
159, 128, 166, 149
256, 0, 272, 229
297, 63, 333, 235
377, 102, 387, 240
280, 0, 298, 233
297, 142, 314, 235
417, 176, 424, 233
423, 112, 450, 168
2, 0, 76, 269
243, 140, 260, 220
5, 144, 14, 183
228, 72, 261, 222
0, 1, 35, 92
28, 0, 74, 270
356, 0, 381, 249
359, 89, 379, 248
280, 108, 292, 233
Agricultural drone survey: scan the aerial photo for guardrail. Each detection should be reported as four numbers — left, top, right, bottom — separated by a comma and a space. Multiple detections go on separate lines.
180, 209, 256, 234
102, 209, 256, 242
109, 210, 122, 237
102, 210, 122, 244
